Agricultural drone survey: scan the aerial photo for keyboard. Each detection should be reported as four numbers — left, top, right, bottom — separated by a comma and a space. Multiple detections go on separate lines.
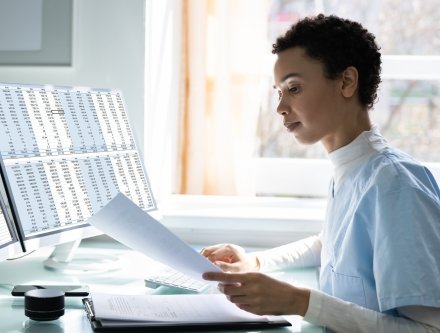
144, 267, 210, 293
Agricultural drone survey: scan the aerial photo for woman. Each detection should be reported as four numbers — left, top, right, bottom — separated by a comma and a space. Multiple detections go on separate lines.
202, 14, 440, 332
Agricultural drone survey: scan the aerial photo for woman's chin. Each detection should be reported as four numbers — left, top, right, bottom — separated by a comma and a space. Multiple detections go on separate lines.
293, 133, 320, 146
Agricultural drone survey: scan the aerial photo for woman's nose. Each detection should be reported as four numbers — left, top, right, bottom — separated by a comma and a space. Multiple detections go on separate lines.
276, 100, 290, 116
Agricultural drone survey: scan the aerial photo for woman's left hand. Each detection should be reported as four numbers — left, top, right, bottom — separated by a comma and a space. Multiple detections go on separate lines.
202, 271, 310, 316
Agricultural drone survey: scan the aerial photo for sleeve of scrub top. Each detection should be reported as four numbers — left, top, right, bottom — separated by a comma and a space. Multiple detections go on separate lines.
369, 184, 440, 311
254, 233, 322, 271
304, 289, 440, 333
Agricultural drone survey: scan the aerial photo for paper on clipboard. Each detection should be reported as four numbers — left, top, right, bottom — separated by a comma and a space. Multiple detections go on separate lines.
87, 193, 222, 282
90, 293, 268, 322
82, 295, 293, 331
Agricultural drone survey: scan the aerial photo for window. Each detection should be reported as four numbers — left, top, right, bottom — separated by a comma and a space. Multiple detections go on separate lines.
255, 0, 440, 197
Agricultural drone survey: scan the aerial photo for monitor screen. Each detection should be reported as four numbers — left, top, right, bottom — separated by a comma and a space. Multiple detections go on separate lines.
0, 83, 156, 257
0, 202, 14, 260
0, 170, 21, 261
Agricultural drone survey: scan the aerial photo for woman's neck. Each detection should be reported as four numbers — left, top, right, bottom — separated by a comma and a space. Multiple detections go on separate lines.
322, 105, 371, 153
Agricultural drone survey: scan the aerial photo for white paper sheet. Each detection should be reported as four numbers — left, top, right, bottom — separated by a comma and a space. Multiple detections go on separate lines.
87, 193, 222, 281
91, 292, 268, 322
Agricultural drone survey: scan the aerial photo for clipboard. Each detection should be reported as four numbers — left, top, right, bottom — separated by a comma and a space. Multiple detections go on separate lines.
82, 298, 291, 332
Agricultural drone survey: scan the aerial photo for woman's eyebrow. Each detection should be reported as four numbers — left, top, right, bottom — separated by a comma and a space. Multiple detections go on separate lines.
281, 73, 302, 82
273, 73, 303, 89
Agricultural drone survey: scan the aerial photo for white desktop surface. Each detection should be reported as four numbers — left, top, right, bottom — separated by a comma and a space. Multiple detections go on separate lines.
0, 238, 323, 333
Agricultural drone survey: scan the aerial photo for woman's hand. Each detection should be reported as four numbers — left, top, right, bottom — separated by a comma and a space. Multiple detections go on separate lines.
200, 244, 259, 272
203, 271, 310, 316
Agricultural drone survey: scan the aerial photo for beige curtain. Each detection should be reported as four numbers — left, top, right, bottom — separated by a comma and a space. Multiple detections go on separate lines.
179, 0, 270, 195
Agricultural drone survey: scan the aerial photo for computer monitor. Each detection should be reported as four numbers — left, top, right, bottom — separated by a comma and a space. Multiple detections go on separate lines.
0, 178, 22, 261
0, 83, 156, 271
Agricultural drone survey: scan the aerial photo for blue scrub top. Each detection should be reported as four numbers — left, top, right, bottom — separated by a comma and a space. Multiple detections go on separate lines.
320, 147, 440, 314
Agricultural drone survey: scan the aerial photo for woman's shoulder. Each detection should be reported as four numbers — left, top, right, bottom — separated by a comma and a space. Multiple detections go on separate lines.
368, 147, 420, 173
361, 147, 439, 195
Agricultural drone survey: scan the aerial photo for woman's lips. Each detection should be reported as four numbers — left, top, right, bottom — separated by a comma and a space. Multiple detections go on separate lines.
284, 121, 301, 132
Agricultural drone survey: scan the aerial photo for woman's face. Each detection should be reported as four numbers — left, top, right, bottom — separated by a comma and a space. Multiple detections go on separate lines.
273, 47, 352, 152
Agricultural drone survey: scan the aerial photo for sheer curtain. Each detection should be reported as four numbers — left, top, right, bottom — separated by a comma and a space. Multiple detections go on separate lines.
144, 0, 183, 202
180, 0, 270, 195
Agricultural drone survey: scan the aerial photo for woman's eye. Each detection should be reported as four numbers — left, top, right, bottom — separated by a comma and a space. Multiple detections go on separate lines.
288, 86, 301, 94
277, 86, 300, 100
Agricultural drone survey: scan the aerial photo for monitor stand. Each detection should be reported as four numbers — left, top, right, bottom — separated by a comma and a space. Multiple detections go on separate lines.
43, 240, 121, 274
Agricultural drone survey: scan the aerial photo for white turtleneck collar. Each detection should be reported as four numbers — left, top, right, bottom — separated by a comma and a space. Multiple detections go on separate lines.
328, 125, 389, 192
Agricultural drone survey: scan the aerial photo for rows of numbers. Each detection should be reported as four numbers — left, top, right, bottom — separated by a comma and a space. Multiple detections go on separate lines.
0, 86, 135, 159
0, 84, 155, 237
4, 152, 154, 237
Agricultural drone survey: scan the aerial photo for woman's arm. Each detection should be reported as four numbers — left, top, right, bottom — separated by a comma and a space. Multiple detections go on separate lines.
305, 289, 440, 333
202, 271, 440, 333
200, 233, 322, 272
256, 234, 322, 271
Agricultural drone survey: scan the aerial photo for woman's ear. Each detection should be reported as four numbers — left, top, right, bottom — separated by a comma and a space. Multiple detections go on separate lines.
340, 66, 359, 98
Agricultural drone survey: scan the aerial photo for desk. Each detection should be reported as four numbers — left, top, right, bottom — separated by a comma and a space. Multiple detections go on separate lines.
0, 238, 323, 333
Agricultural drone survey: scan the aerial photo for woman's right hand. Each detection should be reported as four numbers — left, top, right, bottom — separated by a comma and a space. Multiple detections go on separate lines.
200, 244, 260, 272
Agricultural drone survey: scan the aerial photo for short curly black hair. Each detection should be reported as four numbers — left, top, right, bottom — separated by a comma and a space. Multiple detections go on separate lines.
273, 14, 382, 109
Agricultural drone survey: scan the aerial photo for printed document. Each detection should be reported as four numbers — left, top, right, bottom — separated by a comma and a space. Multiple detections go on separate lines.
91, 293, 269, 322
87, 193, 222, 281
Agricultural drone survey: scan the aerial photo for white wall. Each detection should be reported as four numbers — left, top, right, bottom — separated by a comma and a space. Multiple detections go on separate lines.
0, 0, 146, 153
